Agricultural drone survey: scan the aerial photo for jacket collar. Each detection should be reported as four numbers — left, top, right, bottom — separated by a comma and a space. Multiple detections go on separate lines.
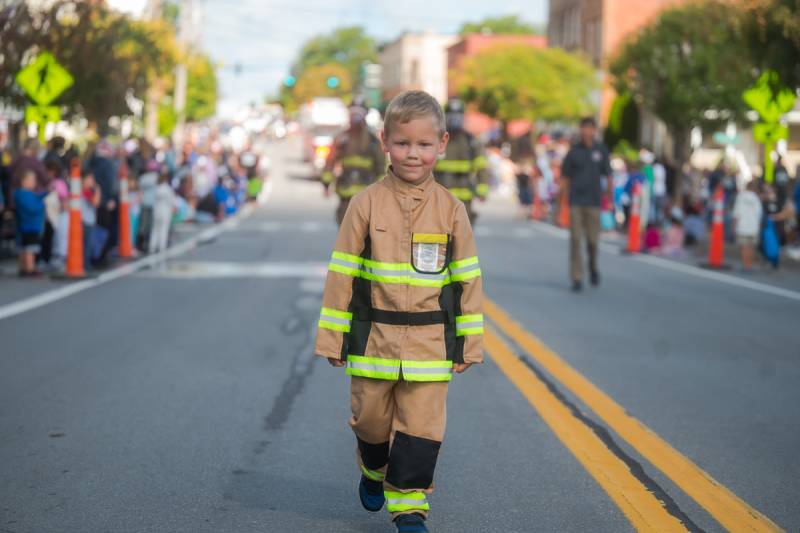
384, 165, 434, 200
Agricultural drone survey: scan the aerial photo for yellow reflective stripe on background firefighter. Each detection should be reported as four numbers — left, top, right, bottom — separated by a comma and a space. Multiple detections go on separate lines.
341, 155, 374, 169
475, 183, 489, 197
319, 307, 353, 333
385, 490, 430, 512
360, 464, 385, 482
449, 256, 481, 282
336, 184, 367, 198
401, 360, 453, 382
473, 155, 488, 170
347, 355, 401, 380
455, 314, 484, 336
448, 187, 473, 201
435, 160, 472, 173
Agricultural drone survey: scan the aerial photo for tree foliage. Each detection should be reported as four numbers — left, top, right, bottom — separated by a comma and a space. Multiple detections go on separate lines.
0, 1, 177, 125
609, 0, 757, 166
458, 15, 542, 36
453, 44, 597, 126
739, 0, 800, 90
293, 63, 352, 105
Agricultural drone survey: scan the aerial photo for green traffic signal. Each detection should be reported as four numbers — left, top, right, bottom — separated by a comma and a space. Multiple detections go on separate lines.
327, 76, 339, 89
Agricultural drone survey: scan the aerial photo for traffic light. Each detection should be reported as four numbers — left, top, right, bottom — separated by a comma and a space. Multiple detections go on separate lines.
327, 76, 340, 89
284, 75, 296, 88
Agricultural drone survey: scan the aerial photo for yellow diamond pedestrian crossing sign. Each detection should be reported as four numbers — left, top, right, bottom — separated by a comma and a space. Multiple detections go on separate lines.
16, 51, 74, 106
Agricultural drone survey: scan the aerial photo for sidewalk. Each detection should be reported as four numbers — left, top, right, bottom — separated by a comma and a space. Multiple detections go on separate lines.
0, 215, 246, 309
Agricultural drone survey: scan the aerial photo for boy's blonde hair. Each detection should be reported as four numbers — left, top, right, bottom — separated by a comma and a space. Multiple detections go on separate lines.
383, 90, 446, 138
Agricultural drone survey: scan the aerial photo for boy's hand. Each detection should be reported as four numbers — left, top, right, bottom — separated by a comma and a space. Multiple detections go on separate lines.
327, 358, 346, 367
454, 363, 472, 374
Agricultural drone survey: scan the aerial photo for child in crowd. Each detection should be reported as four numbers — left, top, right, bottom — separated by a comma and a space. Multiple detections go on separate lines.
149, 172, 175, 254
13, 170, 48, 276
733, 180, 763, 272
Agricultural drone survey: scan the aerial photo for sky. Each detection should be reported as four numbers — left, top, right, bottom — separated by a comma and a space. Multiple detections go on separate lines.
108, 0, 549, 114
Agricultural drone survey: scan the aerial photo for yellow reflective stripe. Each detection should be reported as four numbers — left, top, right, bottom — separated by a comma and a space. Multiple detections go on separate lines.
435, 159, 472, 173
385, 490, 430, 512
363, 258, 408, 270
342, 155, 374, 169
402, 360, 453, 382
332, 251, 364, 264
321, 171, 334, 184
451, 268, 481, 282
321, 307, 353, 320
449, 256, 479, 269
347, 355, 401, 380
413, 233, 448, 244
449, 187, 473, 200
476, 183, 489, 196
336, 184, 367, 198
319, 320, 350, 333
328, 263, 361, 277
473, 155, 488, 170
361, 464, 385, 481
456, 313, 484, 336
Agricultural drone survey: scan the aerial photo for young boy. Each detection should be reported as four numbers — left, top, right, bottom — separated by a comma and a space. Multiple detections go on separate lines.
314, 91, 484, 533
13, 170, 48, 276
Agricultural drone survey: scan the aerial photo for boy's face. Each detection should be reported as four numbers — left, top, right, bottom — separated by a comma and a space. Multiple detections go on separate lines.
21, 172, 36, 190
381, 117, 448, 184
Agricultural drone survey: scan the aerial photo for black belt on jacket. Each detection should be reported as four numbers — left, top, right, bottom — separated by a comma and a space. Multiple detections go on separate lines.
353, 307, 450, 326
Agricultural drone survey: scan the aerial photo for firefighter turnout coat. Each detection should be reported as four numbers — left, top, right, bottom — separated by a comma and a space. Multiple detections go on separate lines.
433, 129, 488, 202
321, 126, 385, 200
315, 167, 484, 381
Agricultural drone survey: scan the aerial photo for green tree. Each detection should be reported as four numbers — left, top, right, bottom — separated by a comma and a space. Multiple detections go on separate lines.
292, 26, 377, 81
453, 44, 597, 134
739, 0, 800, 90
0, 1, 176, 129
157, 52, 217, 135
459, 15, 542, 36
293, 63, 352, 105
609, 0, 757, 196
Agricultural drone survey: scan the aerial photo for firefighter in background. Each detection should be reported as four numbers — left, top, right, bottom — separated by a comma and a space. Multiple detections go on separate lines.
433, 98, 488, 224
322, 96, 386, 225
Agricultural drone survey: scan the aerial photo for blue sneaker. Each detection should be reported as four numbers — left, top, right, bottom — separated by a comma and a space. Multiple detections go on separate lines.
395, 513, 428, 532
358, 475, 384, 512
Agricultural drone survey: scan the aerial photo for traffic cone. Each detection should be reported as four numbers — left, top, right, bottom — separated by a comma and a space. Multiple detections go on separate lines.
625, 182, 642, 254
117, 161, 133, 259
530, 186, 545, 220
558, 191, 570, 228
703, 185, 729, 269
65, 159, 86, 278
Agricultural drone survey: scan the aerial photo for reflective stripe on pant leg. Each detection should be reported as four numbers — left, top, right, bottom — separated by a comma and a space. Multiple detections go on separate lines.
361, 463, 385, 482
384, 490, 430, 513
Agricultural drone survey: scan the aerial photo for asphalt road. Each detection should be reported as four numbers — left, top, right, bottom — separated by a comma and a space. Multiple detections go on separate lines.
1, 137, 798, 533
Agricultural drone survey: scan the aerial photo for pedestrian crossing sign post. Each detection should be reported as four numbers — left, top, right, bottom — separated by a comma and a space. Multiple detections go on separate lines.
24, 105, 61, 143
16, 51, 73, 143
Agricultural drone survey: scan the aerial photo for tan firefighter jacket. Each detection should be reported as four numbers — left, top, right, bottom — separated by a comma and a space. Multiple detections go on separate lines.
433, 129, 488, 201
314, 167, 484, 382
321, 127, 386, 199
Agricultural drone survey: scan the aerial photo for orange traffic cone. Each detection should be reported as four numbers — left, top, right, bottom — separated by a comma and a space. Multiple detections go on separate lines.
625, 182, 642, 254
558, 191, 570, 228
530, 186, 545, 220
117, 161, 133, 259
703, 185, 729, 269
65, 159, 86, 277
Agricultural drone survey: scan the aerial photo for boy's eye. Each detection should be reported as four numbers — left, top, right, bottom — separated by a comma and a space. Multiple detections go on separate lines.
396, 141, 408, 146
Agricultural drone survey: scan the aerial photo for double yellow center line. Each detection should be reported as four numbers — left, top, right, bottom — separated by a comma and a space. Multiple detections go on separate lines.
483, 297, 782, 532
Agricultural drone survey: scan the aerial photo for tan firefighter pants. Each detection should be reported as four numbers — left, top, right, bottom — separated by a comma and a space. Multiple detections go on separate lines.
349, 376, 448, 520
569, 206, 600, 282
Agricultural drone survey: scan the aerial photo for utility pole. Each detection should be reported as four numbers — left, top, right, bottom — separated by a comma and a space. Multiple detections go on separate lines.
144, 0, 162, 142
172, 0, 192, 149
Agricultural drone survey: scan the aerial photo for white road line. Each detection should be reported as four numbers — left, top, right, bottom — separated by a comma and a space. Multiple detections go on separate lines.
0, 185, 272, 322
525, 220, 800, 303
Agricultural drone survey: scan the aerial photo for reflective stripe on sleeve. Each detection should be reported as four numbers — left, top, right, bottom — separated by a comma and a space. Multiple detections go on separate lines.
455, 313, 484, 336
319, 307, 353, 333
328, 251, 364, 277
384, 490, 430, 513
448, 187, 473, 201
401, 360, 453, 382
346, 355, 401, 380
449, 256, 481, 282
473, 155, 488, 170
435, 159, 472, 173
475, 183, 489, 197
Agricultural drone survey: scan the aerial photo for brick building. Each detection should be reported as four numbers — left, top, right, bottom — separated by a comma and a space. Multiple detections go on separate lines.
548, 0, 685, 124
